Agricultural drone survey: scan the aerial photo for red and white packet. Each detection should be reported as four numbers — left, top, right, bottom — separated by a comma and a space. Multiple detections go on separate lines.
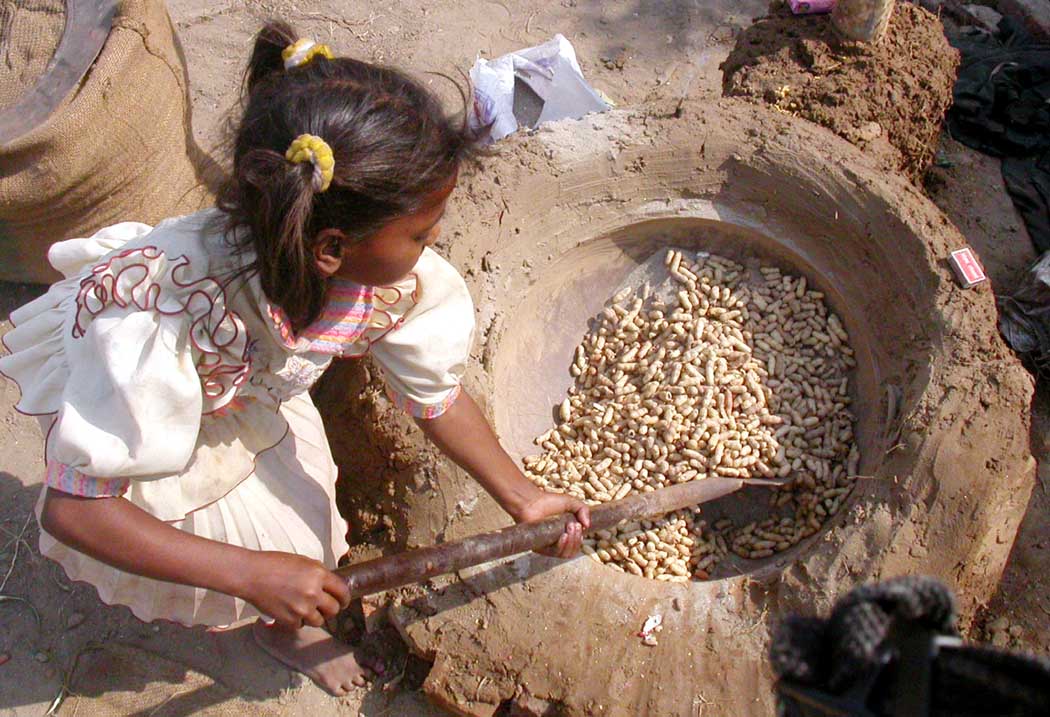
948, 247, 988, 289
789, 0, 836, 14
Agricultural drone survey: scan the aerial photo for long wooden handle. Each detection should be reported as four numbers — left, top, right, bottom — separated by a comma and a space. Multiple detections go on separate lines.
335, 477, 767, 600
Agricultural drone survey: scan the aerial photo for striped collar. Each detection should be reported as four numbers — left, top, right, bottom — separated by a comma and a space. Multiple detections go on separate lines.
265, 276, 419, 357
297, 279, 375, 353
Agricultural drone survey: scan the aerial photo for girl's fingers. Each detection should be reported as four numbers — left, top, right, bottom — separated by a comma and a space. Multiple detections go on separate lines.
317, 591, 342, 619
350, 667, 373, 687
323, 571, 352, 608
575, 503, 591, 529
302, 609, 326, 628
569, 522, 583, 556
347, 665, 374, 688
560, 522, 578, 558
561, 539, 572, 559
555, 531, 569, 557
536, 520, 589, 558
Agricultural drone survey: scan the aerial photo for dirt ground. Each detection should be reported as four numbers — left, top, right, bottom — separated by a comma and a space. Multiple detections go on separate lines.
929, 132, 1050, 654
2, 0, 1049, 715
722, 1, 960, 182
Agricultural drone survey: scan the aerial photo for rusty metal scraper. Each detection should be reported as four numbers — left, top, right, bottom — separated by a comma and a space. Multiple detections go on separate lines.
335, 476, 781, 599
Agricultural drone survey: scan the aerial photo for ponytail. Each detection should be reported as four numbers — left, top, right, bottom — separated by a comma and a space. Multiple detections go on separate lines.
235, 146, 327, 329
244, 21, 297, 93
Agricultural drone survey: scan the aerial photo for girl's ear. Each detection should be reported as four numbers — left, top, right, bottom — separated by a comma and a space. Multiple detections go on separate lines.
313, 229, 345, 277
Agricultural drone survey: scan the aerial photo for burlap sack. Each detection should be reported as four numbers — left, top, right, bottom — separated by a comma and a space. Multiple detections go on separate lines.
0, 0, 66, 110
0, 0, 218, 283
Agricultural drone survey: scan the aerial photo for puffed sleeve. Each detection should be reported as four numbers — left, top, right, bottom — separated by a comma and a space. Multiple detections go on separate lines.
1, 234, 206, 496
368, 248, 476, 419
49, 306, 203, 481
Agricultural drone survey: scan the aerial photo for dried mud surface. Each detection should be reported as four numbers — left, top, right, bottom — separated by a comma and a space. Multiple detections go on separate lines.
721, 2, 960, 182
326, 100, 1035, 716
312, 359, 438, 561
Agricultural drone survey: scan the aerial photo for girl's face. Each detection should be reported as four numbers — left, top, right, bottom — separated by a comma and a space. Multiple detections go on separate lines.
331, 181, 454, 287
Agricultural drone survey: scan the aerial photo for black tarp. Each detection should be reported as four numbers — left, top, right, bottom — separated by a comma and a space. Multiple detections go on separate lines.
947, 17, 1050, 253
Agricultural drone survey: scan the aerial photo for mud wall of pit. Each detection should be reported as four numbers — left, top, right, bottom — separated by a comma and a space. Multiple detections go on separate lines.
321, 100, 1034, 717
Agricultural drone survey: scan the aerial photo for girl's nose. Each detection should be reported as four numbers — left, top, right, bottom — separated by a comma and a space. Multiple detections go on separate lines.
425, 225, 441, 247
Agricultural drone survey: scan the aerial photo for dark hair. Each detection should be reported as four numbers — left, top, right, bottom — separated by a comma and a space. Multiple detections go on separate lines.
218, 21, 478, 331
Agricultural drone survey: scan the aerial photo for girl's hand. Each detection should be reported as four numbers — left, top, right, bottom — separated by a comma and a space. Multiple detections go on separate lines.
239, 551, 351, 629
414, 390, 591, 559
515, 492, 592, 559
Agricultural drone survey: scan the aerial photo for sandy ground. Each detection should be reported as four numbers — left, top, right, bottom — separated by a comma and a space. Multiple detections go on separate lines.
926, 133, 1050, 654
1, 0, 1048, 715
722, 1, 960, 182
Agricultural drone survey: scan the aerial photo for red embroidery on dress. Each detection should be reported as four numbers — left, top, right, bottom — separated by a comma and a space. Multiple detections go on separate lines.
340, 273, 421, 359
72, 246, 251, 413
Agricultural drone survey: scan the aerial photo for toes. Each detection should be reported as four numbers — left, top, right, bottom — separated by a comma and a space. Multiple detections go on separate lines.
341, 665, 374, 690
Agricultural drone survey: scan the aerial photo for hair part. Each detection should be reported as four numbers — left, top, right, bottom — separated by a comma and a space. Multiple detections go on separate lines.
218, 20, 480, 331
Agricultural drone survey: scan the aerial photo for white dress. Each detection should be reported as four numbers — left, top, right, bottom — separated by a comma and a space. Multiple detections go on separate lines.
0, 209, 476, 626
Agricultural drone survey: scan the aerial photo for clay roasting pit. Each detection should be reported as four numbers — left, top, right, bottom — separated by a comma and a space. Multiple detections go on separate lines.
328, 103, 1034, 716
207, 20, 1031, 700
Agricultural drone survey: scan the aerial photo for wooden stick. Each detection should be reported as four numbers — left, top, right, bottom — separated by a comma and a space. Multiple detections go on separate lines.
336, 477, 777, 599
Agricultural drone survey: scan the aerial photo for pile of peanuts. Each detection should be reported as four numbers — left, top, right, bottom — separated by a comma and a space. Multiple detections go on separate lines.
523, 249, 859, 581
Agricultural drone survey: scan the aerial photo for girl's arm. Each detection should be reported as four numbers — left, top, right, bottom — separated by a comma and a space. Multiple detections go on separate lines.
40, 489, 349, 627
416, 389, 590, 557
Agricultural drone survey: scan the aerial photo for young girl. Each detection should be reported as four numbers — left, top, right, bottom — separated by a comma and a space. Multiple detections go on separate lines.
0, 21, 589, 696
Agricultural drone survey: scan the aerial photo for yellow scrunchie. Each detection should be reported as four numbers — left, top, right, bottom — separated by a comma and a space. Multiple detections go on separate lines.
286, 134, 335, 192
281, 38, 334, 70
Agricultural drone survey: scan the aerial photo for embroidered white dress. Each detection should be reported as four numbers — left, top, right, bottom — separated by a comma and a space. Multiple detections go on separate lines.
0, 209, 475, 626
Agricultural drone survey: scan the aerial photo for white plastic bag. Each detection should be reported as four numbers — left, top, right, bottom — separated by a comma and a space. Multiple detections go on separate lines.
468, 34, 610, 143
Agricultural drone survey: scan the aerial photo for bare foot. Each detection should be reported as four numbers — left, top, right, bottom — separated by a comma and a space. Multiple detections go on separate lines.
253, 620, 375, 696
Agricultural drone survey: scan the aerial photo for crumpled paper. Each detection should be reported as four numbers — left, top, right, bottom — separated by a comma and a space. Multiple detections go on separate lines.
468, 34, 610, 143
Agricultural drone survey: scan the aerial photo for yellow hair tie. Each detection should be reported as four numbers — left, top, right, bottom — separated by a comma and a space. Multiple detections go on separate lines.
281, 38, 334, 70
285, 134, 335, 192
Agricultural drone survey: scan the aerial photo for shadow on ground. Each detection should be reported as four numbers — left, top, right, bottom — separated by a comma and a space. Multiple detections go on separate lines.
976, 384, 1050, 655
0, 471, 444, 716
